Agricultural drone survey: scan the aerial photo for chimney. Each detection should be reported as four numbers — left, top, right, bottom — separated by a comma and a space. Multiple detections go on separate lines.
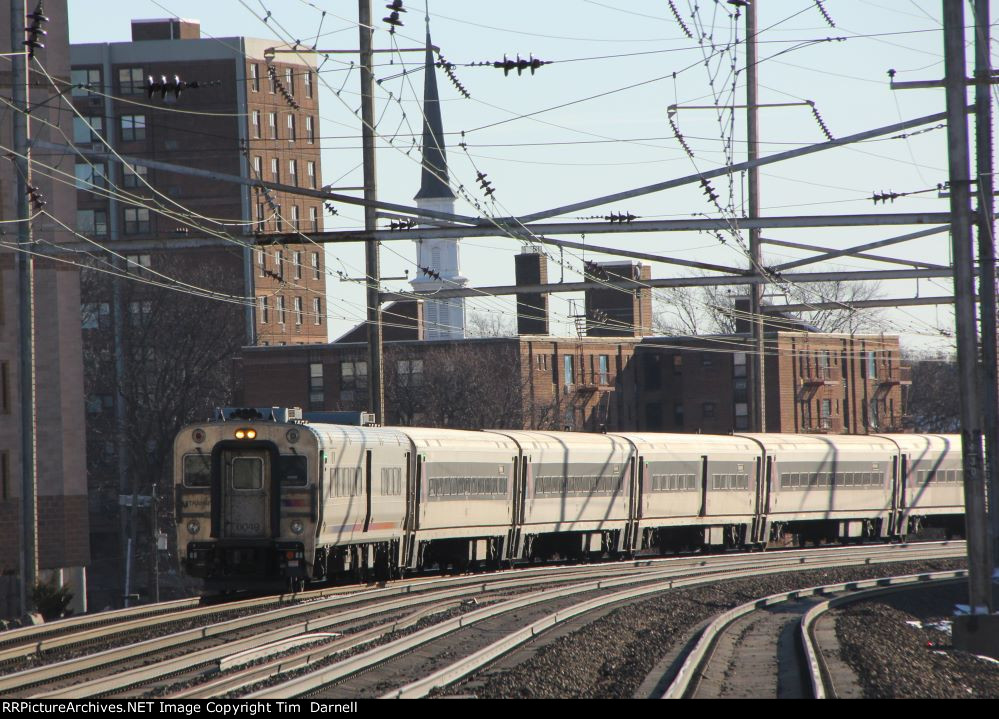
585, 261, 652, 337
131, 19, 201, 42
514, 249, 549, 335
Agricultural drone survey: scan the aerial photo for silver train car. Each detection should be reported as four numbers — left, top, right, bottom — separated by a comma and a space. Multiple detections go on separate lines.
173, 408, 964, 589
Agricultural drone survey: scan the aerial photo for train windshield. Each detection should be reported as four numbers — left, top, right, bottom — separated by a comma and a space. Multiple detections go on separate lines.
279, 455, 308, 486
183, 453, 211, 487
232, 457, 264, 490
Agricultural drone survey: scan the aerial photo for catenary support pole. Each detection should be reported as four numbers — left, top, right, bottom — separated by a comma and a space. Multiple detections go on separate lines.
359, 0, 384, 423
973, 0, 999, 577
943, 0, 992, 616
746, 2, 765, 433
11, 0, 38, 618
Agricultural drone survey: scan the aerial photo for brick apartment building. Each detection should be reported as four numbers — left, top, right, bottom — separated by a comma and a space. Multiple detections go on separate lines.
71, 18, 327, 346
71, 19, 329, 606
240, 315, 643, 432
0, 0, 89, 617
238, 255, 909, 437
634, 331, 909, 434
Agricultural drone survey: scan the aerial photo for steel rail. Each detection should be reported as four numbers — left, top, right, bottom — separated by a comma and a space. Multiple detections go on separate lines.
253, 545, 962, 699
663, 567, 967, 699
22, 561, 728, 697
800, 571, 967, 699
383, 547, 966, 699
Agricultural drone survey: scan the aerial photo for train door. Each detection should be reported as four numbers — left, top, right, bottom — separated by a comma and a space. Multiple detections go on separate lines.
752, 455, 773, 544
363, 450, 373, 533
221, 448, 270, 538
698, 455, 708, 517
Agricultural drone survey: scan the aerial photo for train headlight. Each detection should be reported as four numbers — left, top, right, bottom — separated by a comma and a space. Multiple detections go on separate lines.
290, 519, 304, 535
286, 428, 300, 444
234, 428, 257, 440
192, 428, 206, 444
187, 519, 200, 535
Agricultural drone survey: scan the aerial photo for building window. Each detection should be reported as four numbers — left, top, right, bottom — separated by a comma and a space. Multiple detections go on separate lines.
313, 297, 322, 325
672, 354, 682, 375
123, 207, 151, 234
304, 70, 313, 97
277, 295, 286, 324
256, 203, 266, 231
306, 116, 315, 143
673, 402, 684, 427
253, 155, 262, 177
598, 355, 609, 385
268, 112, 278, 139
257, 249, 266, 276
733, 377, 748, 403
275, 250, 284, 277
733, 351, 746, 378
81, 302, 110, 330
285, 67, 295, 95
309, 363, 323, 406
289, 159, 298, 186
72, 116, 103, 143
271, 157, 280, 183
701, 352, 714, 367
397, 359, 423, 387
75, 162, 106, 189
118, 67, 144, 95
126, 254, 151, 274
269, 66, 278, 93
867, 351, 878, 379
251, 110, 261, 138
309, 206, 319, 233
1, 362, 9, 414
309, 251, 320, 279
307, 161, 316, 188
563, 355, 574, 386
734, 402, 749, 430
341, 360, 368, 394
77, 209, 108, 236
71, 67, 101, 95
287, 114, 296, 142
293, 250, 302, 278
120, 114, 146, 141
122, 164, 148, 188
258, 296, 269, 323
702, 402, 716, 419
275, 205, 283, 232
128, 300, 152, 326
250, 63, 259, 92
294, 296, 303, 325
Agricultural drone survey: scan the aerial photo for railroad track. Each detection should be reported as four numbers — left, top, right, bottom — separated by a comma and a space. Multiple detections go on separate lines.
0, 541, 965, 699
661, 568, 967, 699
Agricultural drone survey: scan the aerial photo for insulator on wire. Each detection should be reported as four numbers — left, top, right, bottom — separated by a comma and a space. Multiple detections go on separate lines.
482, 54, 550, 76
383, 10, 404, 32
667, 0, 693, 38
813, 0, 836, 28
388, 218, 417, 231
24, 1, 48, 59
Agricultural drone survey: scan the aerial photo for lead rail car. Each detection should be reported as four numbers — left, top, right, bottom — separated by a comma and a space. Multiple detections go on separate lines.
173, 408, 964, 589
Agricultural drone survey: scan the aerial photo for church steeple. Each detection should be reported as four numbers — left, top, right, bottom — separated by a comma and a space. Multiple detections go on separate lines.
414, 27, 455, 201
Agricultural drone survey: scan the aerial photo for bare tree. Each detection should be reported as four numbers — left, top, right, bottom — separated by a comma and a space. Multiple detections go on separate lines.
903, 350, 960, 432
653, 278, 883, 336
82, 256, 245, 601
466, 310, 516, 338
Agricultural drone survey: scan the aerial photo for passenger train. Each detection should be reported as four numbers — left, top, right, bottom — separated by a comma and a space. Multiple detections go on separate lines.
173, 407, 965, 590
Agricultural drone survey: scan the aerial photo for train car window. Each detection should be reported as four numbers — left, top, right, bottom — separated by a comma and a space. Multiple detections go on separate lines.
279, 455, 308, 486
232, 457, 263, 490
183, 453, 211, 488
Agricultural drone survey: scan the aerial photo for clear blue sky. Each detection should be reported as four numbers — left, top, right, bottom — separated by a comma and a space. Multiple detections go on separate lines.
66, 1, 980, 351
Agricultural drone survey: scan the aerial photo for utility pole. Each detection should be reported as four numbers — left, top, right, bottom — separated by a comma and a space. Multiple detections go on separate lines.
942, 1, 994, 638
973, 0, 999, 576
359, 0, 385, 424
12, 0, 38, 617
746, 1, 766, 432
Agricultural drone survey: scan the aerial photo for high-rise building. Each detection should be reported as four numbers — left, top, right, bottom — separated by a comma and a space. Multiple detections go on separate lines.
409, 30, 467, 340
70, 19, 329, 606
71, 18, 328, 346
0, 0, 89, 618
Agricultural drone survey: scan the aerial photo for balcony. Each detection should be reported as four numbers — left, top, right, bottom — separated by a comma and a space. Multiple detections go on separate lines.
800, 367, 839, 386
